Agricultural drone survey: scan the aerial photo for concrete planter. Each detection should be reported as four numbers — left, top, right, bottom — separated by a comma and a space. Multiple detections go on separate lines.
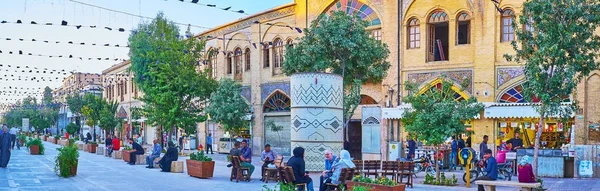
113, 150, 123, 159
86, 144, 98, 153
122, 150, 133, 162
186, 160, 215, 178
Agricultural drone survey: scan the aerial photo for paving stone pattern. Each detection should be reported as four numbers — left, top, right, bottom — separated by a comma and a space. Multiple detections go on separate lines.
0, 142, 599, 191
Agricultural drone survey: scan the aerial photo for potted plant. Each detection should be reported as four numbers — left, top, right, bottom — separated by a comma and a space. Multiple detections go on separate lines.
52, 135, 60, 144
86, 141, 98, 153
25, 138, 45, 155
186, 152, 215, 179
18, 134, 26, 146
346, 175, 406, 191
54, 144, 79, 177
43, 134, 49, 141
122, 146, 133, 162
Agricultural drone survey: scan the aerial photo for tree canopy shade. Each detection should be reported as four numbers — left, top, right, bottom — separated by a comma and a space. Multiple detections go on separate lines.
128, 13, 217, 137
2, 94, 59, 134
98, 100, 119, 136
282, 10, 391, 136
206, 78, 249, 135
401, 78, 483, 179
504, 0, 600, 175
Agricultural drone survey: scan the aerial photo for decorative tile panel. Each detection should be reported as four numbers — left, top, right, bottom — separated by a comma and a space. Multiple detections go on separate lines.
240, 86, 251, 102
407, 70, 473, 93
497, 67, 524, 87
261, 82, 290, 103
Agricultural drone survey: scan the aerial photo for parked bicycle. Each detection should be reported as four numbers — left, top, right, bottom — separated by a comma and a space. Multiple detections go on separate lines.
413, 155, 442, 176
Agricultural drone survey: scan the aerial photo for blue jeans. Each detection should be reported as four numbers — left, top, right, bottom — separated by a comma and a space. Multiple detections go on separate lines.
299, 179, 314, 191
450, 151, 457, 169
146, 154, 160, 167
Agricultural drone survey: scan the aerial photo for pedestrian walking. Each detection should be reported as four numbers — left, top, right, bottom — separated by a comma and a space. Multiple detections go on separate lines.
206, 133, 214, 154
0, 125, 15, 168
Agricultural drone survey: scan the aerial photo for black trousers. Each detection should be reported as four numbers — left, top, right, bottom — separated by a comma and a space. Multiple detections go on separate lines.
261, 160, 273, 178
130, 150, 144, 163
474, 175, 495, 191
205, 144, 213, 154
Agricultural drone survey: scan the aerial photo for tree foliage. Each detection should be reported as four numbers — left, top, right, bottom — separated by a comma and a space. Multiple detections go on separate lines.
99, 100, 119, 135
282, 11, 390, 133
401, 78, 483, 179
129, 13, 217, 136
206, 78, 249, 134
504, 0, 600, 174
3, 95, 58, 133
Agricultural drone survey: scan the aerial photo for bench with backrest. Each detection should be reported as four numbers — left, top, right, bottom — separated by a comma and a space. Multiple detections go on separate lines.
325, 168, 352, 191
475, 180, 541, 191
363, 160, 381, 178
381, 161, 398, 180
396, 161, 414, 188
284, 166, 307, 191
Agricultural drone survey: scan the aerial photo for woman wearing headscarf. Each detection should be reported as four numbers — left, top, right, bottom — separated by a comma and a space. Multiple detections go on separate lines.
159, 141, 179, 172
517, 156, 536, 183
287, 147, 314, 191
320, 150, 355, 191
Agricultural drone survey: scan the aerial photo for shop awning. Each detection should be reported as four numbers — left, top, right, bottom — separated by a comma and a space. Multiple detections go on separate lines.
483, 102, 573, 119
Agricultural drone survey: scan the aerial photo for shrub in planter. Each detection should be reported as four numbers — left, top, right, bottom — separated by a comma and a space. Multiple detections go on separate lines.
25, 138, 44, 155
122, 146, 133, 162
54, 144, 79, 177
186, 152, 215, 179
423, 173, 457, 186
347, 175, 406, 191
18, 134, 26, 145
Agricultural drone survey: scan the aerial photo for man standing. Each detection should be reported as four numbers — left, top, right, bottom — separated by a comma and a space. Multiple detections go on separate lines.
127, 138, 145, 165
146, 139, 162, 168
0, 126, 14, 168
206, 133, 214, 154
450, 136, 458, 171
105, 134, 113, 157
240, 140, 255, 178
480, 135, 489, 160
318, 150, 337, 191
407, 134, 417, 160
509, 132, 524, 152
260, 144, 277, 179
473, 149, 498, 191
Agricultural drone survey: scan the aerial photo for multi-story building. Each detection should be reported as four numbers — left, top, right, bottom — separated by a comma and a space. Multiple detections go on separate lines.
102, 60, 154, 145
196, 0, 600, 169
53, 72, 103, 135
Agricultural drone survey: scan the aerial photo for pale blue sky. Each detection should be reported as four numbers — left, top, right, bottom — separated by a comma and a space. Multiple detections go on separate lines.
0, 0, 292, 104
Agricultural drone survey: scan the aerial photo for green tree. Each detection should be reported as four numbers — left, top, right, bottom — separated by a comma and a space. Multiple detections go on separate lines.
66, 94, 86, 137
42, 86, 53, 105
504, 0, 600, 174
401, 78, 483, 179
206, 78, 249, 135
66, 123, 78, 136
81, 94, 103, 141
282, 11, 390, 139
99, 100, 119, 137
129, 13, 217, 141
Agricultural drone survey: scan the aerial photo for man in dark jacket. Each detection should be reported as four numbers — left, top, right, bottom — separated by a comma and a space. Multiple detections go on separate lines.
127, 138, 145, 165
105, 135, 113, 157
86, 132, 92, 144
287, 147, 314, 191
473, 149, 497, 191
159, 141, 179, 172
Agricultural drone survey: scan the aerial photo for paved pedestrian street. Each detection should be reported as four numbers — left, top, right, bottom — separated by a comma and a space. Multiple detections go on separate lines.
0, 142, 599, 191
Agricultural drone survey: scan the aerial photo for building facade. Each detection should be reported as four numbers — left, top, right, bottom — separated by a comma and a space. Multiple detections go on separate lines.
101, 61, 156, 145
53, 72, 103, 135
196, 0, 600, 166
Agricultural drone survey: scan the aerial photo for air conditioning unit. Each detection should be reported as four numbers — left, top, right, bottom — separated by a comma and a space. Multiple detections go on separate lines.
388, 142, 402, 161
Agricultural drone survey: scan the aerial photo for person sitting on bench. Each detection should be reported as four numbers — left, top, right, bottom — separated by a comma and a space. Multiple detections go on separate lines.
518, 155, 536, 183
127, 138, 145, 165
159, 141, 179, 172
474, 149, 497, 191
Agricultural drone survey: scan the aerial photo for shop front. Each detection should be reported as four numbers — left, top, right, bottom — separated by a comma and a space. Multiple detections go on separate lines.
484, 102, 575, 177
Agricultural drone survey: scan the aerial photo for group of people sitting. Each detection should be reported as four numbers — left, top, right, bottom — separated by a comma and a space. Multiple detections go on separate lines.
284, 148, 354, 191
103, 134, 179, 172
474, 148, 537, 191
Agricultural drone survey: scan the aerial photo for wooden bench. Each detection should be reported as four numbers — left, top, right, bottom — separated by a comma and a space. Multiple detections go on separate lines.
171, 161, 184, 173
475, 180, 541, 191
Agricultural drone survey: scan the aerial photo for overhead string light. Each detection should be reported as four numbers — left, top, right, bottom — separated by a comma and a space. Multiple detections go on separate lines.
0, 37, 130, 49
0, 49, 128, 61
0, 19, 133, 34
167, 0, 248, 15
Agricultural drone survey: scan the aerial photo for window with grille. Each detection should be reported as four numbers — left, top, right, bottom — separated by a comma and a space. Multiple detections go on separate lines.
407, 18, 420, 49
234, 48, 242, 75
263, 44, 270, 68
501, 9, 515, 42
244, 48, 251, 71
272, 38, 283, 68
457, 12, 471, 45
227, 52, 233, 74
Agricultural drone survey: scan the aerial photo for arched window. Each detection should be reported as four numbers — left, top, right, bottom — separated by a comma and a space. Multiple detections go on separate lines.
499, 84, 526, 103
272, 38, 284, 68
234, 48, 242, 75
226, 52, 233, 74
423, 82, 466, 101
407, 18, 420, 49
263, 43, 270, 68
360, 95, 378, 105
263, 91, 291, 112
286, 39, 293, 48
427, 10, 449, 62
244, 48, 251, 71
208, 49, 217, 78
456, 12, 471, 45
501, 9, 515, 42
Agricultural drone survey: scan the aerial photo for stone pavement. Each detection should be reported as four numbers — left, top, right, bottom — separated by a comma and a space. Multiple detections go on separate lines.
0, 141, 598, 191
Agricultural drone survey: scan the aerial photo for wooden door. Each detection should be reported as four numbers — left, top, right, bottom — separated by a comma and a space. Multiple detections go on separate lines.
346, 121, 362, 160
427, 24, 436, 61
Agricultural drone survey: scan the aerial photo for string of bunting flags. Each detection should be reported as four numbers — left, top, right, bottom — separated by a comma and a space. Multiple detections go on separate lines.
1, 37, 130, 49
165, 0, 248, 14
0, 19, 133, 34
0, 49, 128, 61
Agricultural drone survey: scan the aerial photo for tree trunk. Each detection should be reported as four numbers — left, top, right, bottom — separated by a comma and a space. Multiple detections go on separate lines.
436, 146, 441, 180
533, 116, 544, 176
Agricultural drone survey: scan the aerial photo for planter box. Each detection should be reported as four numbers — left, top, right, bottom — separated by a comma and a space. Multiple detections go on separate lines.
19, 139, 24, 146
96, 145, 105, 156
122, 150, 133, 162
186, 160, 215, 178
58, 160, 78, 177
30, 145, 40, 155
113, 150, 123, 159
346, 181, 406, 191
43, 136, 48, 142
87, 144, 98, 153
81, 144, 87, 151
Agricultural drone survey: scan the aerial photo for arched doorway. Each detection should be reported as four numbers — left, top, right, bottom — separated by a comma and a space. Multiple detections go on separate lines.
263, 90, 292, 156
427, 10, 449, 62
